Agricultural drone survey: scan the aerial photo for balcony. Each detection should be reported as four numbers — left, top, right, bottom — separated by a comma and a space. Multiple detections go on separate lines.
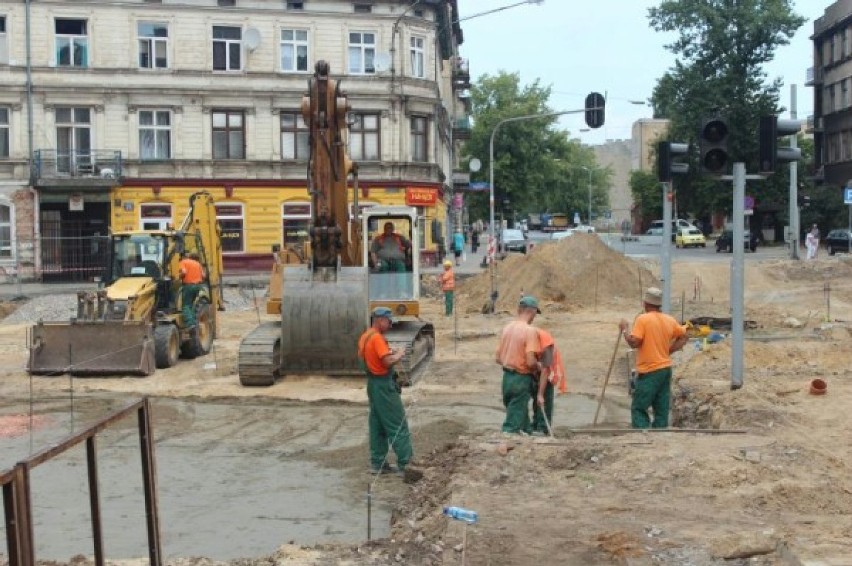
32, 149, 123, 188
806, 66, 823, 86
452, 116, 472, 140
452, 58, 471, 91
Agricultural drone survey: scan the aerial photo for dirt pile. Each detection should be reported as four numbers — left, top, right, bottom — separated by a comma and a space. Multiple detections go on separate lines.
457, 234, 658, 313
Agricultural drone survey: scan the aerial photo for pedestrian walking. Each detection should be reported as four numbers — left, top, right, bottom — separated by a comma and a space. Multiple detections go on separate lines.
530, 328, 567, 435
806, 225, 819, 260
495, 296, 542, 434
358, 307, 413, 475
438, 259, 455, 316
471, 229, 480, 254
619, 287, 688, 428
452, 230, 465, 266
178, 251, 204, 327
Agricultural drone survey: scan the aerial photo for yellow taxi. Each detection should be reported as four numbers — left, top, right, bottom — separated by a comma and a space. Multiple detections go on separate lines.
675, 227, 706, 248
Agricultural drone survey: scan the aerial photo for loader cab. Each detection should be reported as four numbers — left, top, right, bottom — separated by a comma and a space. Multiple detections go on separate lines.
363, 207, 422, 315
108, 234, 167, 282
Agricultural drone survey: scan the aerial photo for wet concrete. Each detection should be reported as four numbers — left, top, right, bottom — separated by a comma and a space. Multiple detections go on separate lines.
0, 392, 619, 561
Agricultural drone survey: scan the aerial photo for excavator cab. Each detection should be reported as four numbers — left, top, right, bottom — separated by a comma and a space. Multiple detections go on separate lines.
109, 234, 168, 281
366, 214, 416, 302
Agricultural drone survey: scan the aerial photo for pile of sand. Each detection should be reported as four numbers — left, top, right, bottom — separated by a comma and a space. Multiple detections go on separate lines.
457, 234, 658, 313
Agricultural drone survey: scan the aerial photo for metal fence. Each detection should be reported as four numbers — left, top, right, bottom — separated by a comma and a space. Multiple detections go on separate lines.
31, 150, 123, 180
0, 235, 110, 285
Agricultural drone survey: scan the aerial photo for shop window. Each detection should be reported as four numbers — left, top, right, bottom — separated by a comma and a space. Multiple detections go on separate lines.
282, 202, 310, 246
217, 202, 245, 252
140, 202, 172, 231
0, 203, 11, 258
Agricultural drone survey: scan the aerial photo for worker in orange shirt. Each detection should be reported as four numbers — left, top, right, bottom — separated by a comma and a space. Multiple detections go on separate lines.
358, 307, 413, 475
531, 328, 567, 435
495, 296, 541, 434
438, 259, 455, 316
619, 287, 689, 428
179, 251, 204, 327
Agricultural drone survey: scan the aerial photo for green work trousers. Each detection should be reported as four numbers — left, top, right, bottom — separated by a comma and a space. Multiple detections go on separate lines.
631, 367, 672, 429
502, 369, 532, 434
444, 290, 454, 316
366, 372, 413, 470
181, 284, 202, 327
530, 378, 554, 433
378, 258, 406, 272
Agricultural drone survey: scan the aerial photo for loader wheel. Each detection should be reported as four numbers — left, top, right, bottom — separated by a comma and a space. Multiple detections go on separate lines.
182, 302, 214, 359
154, 324, 180, 368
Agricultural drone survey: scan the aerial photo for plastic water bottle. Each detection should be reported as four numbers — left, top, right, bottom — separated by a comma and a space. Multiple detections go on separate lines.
443, 506, 478, 524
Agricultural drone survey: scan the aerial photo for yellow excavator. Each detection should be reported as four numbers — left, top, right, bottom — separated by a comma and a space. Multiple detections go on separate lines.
238, 61, 434, 386
27, 192, 223, 376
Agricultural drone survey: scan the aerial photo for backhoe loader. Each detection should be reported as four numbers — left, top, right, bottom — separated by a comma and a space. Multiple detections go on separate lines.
27, 191, 223, 376
238, 61, 434, 386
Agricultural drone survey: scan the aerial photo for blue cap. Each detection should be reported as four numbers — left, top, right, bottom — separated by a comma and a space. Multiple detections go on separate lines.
519, 295, 541, 313
372, 306, 395, 322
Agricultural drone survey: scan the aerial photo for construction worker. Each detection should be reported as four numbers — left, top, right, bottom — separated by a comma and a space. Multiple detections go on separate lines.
438, 259, 455, 316
495, 296, 542, 434
358, 307, 413, 475
178, 251, 204, 327
370, 222, 411, 273
531, 328, 567, 435
619, 287, 688, 428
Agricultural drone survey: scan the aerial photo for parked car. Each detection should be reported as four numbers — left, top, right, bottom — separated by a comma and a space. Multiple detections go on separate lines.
649, 218, 697, 241
499, 228, 529, 253
573, 224, 596, 234
826, 229, 852, 255
551, 230, 575, 240
715, 229, 758, 253
645, 227, 664, 236
675, 227, 706, 248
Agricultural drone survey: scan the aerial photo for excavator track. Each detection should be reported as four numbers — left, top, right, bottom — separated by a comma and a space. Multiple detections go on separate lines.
387, 321, 435, 386
238, 321, 281, 386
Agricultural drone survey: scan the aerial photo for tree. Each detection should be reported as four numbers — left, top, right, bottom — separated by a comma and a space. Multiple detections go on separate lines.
462, 72, 609, 224
647, 0, 806, 225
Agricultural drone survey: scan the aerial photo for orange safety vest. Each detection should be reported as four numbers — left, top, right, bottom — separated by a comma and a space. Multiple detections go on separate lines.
377, 233, 406, 253
440, 269, 455, 291
537, 329, 567, 393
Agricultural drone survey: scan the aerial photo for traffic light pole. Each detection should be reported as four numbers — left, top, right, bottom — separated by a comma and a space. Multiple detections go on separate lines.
789, 85, 800, 260
731, 162, 746, 390
661, 181, 673, 313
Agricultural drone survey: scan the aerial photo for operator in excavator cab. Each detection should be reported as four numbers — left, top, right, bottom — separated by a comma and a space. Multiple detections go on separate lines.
370, 221, 411, 272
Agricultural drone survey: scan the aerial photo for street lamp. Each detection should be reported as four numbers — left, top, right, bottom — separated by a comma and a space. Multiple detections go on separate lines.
580, 165, 592, 225
488, 107, 584, 311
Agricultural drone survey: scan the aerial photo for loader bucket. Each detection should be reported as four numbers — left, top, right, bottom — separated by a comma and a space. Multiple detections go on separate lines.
28, 320, 156, 376
279, 265, 369, 375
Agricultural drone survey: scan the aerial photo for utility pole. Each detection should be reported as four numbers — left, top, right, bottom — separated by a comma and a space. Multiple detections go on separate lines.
789, 84, 800, 259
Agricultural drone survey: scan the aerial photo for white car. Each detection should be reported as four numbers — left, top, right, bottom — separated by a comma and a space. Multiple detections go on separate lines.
551, 230, 575, 240
573, 225, 596, 234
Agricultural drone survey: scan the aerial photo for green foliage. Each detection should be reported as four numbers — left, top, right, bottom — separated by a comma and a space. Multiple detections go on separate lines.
462, 72, 610, 223
647, 0, 806, 222
629, 170, 663, 219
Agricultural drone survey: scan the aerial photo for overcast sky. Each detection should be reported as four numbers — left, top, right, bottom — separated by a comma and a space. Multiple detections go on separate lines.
456, 0, 825, 145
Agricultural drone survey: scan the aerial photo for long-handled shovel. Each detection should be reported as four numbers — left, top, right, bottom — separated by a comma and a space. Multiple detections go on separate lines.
593, 329, 623, 426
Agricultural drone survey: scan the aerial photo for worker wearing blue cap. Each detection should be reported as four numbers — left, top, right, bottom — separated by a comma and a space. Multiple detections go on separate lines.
358, 306, 413, 475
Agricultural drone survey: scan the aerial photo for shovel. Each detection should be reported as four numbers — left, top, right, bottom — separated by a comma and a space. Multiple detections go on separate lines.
593, 328, 623, 426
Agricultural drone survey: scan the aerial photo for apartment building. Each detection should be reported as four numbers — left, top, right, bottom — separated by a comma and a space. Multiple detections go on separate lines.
0, 0, 469, 280
810, 0, 852, 187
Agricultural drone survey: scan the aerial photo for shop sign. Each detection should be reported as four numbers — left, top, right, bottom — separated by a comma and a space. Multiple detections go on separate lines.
405, 187, 437, 207
69, 193, 84, 211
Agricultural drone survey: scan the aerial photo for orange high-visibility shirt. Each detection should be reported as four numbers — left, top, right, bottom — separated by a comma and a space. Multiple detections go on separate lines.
495, 320, 540, 375
537, 328, 567, 393
358, 328, 391, 376
630, 311, 686, 373
440, 269, 455, 291
179, 258, 204, 284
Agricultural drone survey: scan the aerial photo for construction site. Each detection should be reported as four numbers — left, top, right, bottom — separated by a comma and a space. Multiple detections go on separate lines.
1, 233, 851, 566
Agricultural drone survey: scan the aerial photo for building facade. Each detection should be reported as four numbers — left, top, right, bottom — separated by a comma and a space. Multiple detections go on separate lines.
0, 0, 469, 280
810, 0, 852, 187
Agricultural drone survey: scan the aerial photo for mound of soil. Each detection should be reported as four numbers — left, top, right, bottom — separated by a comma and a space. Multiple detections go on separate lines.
457, 234, 658, 313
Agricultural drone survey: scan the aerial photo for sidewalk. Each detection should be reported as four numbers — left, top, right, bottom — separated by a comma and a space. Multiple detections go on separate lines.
421, 244, 489, 277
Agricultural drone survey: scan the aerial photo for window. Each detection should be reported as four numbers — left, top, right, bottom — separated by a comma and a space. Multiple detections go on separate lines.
0, 16, 8, 64
0, 107, 8, 158
280, 111, 309, 159
282, 202, 311, 247
139, 110, 171, 160
55, 107, 92, 174
280, 29, 308, 72
829, 84, 837, 113
844, 28, 850, 59
212, 110, 245, 159
348, 32, 375, 74
55, 19, 88, 68
411, 115, 428, 162
140, 203, 173, 231
138, 22, 168, 69
349, 113, 379, 160
213, 26, 241, 71
0, 203, 11, 258
843, 79, 850, 110
286, 2, 304, 9
216, 203, 244, 252
410, 36, 425, 78
354, 4, 372, 13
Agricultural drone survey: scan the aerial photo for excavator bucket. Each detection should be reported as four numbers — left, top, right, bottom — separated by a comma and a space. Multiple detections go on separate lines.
28, 320, 156, 376
279, 265, 369, 375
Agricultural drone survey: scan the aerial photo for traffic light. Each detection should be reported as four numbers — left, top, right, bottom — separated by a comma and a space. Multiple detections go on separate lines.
758, 115, 802, 174
657, 141, 689, 183
699, 115, 729, 175
585, 92, 605, 129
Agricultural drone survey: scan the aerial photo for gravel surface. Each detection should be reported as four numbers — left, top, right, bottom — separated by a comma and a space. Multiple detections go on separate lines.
1, 284, 268, 325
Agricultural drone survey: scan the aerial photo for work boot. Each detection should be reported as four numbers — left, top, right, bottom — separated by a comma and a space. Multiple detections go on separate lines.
369, 463, 398, 475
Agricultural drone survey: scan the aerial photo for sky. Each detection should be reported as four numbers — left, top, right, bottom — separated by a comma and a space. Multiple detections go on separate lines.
456, 0, 826, 146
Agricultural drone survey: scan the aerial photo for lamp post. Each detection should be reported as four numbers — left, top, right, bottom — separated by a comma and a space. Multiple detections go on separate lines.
488, 107, 584, 310
580, 165, 592, 225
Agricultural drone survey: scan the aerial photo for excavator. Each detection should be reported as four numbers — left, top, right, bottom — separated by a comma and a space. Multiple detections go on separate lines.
27, 192, 223, 376
238, 61, 434, 386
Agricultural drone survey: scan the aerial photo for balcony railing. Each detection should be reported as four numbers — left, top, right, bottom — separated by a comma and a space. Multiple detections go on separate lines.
452, 116, 472, 140
32, 149, 123, 183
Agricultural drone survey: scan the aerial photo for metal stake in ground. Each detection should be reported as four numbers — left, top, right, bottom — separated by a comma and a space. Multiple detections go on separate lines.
593, 329, 622, 426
